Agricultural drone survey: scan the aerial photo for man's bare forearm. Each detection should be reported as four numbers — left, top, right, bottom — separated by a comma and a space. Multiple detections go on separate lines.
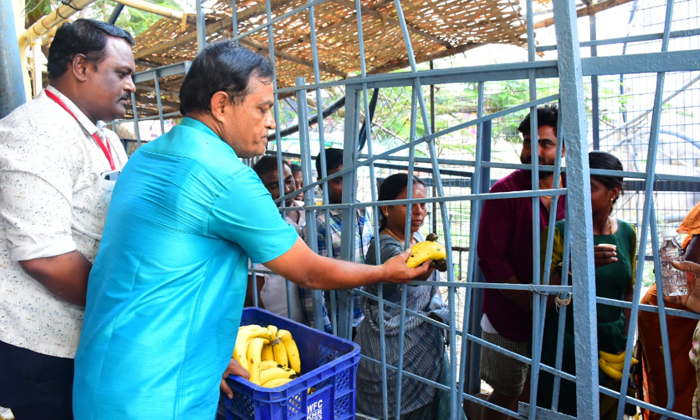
18, 250, 92, 306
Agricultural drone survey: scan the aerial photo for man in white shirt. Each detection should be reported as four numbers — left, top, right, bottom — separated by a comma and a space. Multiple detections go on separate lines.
0, 19, 135, 419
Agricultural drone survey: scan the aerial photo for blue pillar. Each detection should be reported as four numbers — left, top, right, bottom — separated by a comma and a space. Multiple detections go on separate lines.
0, 2, 27, 118
552, 0, 599, 418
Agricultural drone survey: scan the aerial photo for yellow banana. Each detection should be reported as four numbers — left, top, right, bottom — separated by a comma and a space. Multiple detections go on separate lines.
598, 358, 623, 380
599, 350, 626, 363
261, 343, 274, 361
278, 329, 301, 373
607, 357, 639, 371
267, 325, 278, 340
261, 377, 293, 388
607, 361, 624, 370
406, 235, 446, 268
233, 325, 268, 371
247, 337, 269, 384
272, 339, 288, 368
259, 366, 296, 386
259, 360, 280, 371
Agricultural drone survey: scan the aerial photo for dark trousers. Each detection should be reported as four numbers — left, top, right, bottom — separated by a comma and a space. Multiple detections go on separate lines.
0, 340, 74, 420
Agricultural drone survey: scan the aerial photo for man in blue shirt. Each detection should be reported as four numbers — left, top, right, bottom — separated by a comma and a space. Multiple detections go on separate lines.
72, 41, 431, 420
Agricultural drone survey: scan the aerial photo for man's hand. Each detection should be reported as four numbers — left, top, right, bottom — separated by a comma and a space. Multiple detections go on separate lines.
220, 359, 250, 399
664, 260, 700, 313
382, 249, 434, 283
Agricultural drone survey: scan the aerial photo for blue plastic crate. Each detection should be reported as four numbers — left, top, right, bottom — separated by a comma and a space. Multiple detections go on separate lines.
219, 307, 360, 420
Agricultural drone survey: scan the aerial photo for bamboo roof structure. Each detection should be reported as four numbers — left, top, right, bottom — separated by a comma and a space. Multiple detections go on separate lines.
127, 0, 528, 118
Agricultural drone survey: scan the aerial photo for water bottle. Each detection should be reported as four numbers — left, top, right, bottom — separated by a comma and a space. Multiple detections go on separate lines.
659, 229, 688, 297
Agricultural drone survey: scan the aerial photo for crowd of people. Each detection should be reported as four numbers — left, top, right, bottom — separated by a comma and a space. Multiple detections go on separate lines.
1, 17, 700, 420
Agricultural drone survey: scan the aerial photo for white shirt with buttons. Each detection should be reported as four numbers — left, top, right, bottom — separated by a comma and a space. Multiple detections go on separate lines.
0, 86, 127, 358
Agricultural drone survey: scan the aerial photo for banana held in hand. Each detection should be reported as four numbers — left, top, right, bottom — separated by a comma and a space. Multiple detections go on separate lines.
406, 233, 447, 268
278, 329, 301, 373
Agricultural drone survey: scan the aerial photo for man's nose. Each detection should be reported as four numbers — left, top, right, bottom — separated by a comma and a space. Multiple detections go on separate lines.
123, 75, 136, 93
266, 115, 276, 130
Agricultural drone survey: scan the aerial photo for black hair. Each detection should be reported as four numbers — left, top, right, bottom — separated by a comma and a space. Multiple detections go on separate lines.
377, 173, 427, 231
48, 19, 135, 80
290, 163, 302, 174
589, 151, 625, 208
252, 156, 290, 178
518, 104, 559, 139
315, 148, 344, 180
179, 41, 273, 115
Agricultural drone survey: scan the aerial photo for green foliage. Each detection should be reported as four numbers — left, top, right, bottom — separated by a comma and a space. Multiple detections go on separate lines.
25, 0, 184, 38
82, 0, 183, 37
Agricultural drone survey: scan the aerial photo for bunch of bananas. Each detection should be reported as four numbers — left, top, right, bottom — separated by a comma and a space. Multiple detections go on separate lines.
233, 324, 301, 388
406, 233, 447, 269
598, 350, 638, 380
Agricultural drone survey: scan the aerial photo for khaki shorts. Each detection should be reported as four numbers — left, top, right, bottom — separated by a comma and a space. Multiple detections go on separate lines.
480, 330, 530, 397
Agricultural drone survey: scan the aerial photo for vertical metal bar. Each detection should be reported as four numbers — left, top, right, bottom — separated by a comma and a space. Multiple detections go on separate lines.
524, 0, 546, 416
0, 0, 27, 118
304, 0, 336, 336
130, 91, 141, 148
550, 98, 568, 411
590, 13, 600, 151
195, 0, 206, 52
468, 119, 491, 395
334, 86, 361, 338
349, 1, 388, 413
459, 81, 485, 402
615, 2, 675, 419
650, 205, 677, 420
391, 85, 419, 419
231, 0, 239, 45
391, 1, 458, 414
552, 1, 599, 418
153, 71, 165, 135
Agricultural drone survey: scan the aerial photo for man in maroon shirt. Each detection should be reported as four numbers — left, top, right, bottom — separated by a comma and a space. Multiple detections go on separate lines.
478, 105, 566, 420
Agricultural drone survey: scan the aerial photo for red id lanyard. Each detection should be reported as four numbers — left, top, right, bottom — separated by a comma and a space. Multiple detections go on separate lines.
45, 90, 116, 171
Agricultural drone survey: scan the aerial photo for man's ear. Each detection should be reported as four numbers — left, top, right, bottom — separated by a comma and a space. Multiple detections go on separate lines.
71, 54, 90, 82
561, 141, 566, 157
209, 91, 230, 124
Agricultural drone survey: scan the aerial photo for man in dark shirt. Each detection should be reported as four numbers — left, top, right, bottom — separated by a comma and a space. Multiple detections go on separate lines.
477, 105, 566, 420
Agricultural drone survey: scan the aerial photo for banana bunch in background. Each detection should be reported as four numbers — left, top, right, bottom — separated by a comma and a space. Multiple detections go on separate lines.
233, 324, 302, 388
598, 350, 638, 380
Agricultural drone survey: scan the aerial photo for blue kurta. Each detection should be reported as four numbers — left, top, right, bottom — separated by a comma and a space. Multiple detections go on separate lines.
73, 118, 298, 419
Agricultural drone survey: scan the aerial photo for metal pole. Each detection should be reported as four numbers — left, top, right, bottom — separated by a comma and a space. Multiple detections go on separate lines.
0, 1, 27, 118
196, 0, 206, 52
590, 12, 600, 151
552, 0, 599, 418
109, 3, 126, 24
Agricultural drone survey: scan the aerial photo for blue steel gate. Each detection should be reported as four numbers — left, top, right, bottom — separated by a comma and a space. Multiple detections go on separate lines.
113, 0, 700, 419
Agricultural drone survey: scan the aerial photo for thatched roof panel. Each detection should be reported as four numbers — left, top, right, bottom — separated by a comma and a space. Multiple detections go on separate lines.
128, 0, 526, 118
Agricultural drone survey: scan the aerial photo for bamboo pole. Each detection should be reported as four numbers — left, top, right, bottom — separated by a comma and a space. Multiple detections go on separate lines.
19, 0, 97, 49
